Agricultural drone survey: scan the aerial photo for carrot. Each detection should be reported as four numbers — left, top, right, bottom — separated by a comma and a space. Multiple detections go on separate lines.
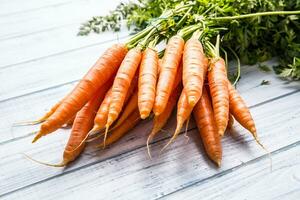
154, 35, 184, 116
65, 115, 75, 127
32, 44, 127, 142
161, 89, 193, 151
146, 84, 182, 158
91, 74, 138, 135
92, 88, 112, 132
138, 48, 158, 119
103, 89, 138, 146
208, 58, 229, 137
110, 90, 138, 131
105, 47, 142, 133
25, 80, 111, 167
60, 81, 111, 165
98, 109, 141, 148
183, 33, 208, 106
157, 58, 163, 74
193, 87, 222, 166
228, 82, 262, 144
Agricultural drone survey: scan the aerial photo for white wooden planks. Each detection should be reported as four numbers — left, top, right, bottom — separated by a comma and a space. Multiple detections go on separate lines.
0, 64, 297, 143
1, 0, 300, 199
0, 0, 128, 68
0, 0, 123, 40
164, 142, 300, 200
1, 91, 299, 199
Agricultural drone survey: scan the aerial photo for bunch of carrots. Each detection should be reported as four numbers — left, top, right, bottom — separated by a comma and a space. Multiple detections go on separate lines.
20, 5, 275, 167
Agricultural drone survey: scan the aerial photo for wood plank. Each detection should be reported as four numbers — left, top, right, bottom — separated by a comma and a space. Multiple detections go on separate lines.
0, 0, 74, 16
0, 21, 129, 68
0, 91, 299, 199
163, 142, 300, 200
0, 63, 294, 143
0, 0, 123, 40
0, 36, 128, 102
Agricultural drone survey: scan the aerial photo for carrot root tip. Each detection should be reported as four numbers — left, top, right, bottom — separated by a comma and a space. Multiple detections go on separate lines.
32, 132, 42, 143
22, 153, 67, 167
146, 135, 153, 159
188, 98, 197, 107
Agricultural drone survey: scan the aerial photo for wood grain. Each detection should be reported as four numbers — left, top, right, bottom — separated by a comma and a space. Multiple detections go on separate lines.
1, 0, 299, 199
164, 142, 300, 200
1, 91, 299, 199
0, 0, 122, 40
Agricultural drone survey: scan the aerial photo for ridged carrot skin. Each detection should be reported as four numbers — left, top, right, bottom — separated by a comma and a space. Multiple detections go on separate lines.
63, 80, 111, 164
154, 35, 184, 116
33, 44, 127, 142
93, 88, 112, 131
112, 90, 138, 130
228, 82, 257, 137
106, 47, 142, 128
183, 37, 208, 106
98, 109, 141, 148
208, 58, 229, 137
138, 48, 158, 119
92, 75, 138, 133
193, 87, 222, 166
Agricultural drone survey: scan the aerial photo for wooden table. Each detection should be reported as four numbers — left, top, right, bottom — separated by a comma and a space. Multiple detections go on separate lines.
1, 0, 300, 199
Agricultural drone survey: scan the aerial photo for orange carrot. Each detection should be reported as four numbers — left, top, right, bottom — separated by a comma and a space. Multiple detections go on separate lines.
65, 115, 75, 127
157, 58, 163, 74
91, 74, 138, 135
208, 58, 229, 137
110, 90, 138, 131
161, 89, 193, 151
146, 84, 182, 158
105, 47, 142, 133
103, 89, 138, 146
193, 87, 222, 166
183, 34, 208, 106
33, 44, 127, 142
98, 109, 141, 148
154, 35, 184, 116
138, 48, 158, 119
228, 82, 260, 142
92, 88, 112, 132
26, 80, 111, 167
61, 81, 111, 165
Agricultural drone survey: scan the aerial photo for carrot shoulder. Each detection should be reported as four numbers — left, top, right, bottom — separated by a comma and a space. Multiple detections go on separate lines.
62, 79, 112, 165
154, 35, 184, 116
193, 87, 222, 166
208, 58, 229, 136
33, 44, 127, 142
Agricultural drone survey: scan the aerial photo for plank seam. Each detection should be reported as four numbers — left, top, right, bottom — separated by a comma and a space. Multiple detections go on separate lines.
1, 85, 299, 196
0, 35, 129, 70
0, 23, 78, 42
0, 1, 73, 18
155, 140, 300, 199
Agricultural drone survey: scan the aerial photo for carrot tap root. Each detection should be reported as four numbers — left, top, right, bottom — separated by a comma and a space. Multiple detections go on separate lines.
22, 153, 67, 167
146, 134, 154, 159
